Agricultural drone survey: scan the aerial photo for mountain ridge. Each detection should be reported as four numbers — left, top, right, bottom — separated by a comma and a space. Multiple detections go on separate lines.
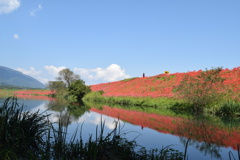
0, 66, 45, 89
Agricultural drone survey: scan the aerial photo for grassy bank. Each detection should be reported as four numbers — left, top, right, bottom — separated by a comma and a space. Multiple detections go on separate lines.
0, 97, 184, 160
87, 67, 240, 116
83, 91, 189, 109
0, 89, 53, 97
83, 91, 240, 117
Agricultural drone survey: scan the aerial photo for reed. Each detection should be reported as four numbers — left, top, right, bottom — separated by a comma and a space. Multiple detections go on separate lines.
0, 97, 49, 160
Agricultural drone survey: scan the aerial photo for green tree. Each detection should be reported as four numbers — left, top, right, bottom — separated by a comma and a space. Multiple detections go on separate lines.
57, 68, 80, 87
68, 80, 91, 101
47, 81, 67, 95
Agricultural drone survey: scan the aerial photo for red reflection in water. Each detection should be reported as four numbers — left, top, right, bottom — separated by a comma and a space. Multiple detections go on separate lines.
14, 94, 56, 101
13, 90, 53, 95
91, 106, 240, 150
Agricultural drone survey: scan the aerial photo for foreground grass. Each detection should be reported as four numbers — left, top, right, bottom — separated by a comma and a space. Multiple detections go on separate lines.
0, 97, 184, 160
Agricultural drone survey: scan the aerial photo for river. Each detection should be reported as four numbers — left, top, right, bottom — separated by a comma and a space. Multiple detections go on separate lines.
0, 97, 239, 160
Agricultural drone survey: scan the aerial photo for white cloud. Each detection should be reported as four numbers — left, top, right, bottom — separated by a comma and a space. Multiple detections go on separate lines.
74, 64, 130, 84
16, 64, 130, 85
13, 33, 19, 39
16, 67, 49, 84
0, 0, 20, 14
44, 65, 66, 78
17, 67, 41, 76
30, 4, 43, 17
78, 113, 123, 130
16, 66, 66, 85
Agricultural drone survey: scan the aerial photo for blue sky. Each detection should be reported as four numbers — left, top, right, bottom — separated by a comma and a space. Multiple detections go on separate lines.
0, 0, 239, 85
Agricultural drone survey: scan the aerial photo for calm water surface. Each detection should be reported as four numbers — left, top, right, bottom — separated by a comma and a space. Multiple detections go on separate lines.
1, 97, 240, 160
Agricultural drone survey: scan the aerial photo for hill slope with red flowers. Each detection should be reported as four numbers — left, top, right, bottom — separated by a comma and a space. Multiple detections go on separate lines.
90, 67, 240, 100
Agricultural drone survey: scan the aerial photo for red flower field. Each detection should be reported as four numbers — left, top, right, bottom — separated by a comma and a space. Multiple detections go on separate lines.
91, 67, 240, 100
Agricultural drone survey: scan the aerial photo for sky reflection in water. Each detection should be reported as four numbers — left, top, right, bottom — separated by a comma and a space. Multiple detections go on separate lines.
1, 97, 239, 160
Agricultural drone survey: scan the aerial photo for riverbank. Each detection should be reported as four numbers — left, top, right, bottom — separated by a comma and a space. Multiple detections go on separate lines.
87, 67, 240, 116
83, 90, 240, 117
0, 89, 53, 96
90, 67, 239, 100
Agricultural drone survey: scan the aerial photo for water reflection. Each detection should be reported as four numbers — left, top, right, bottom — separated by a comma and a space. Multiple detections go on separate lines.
177, 117, 224, 159
180, 138, 222, 159
1, 96, 239, 160
87, 103, 240, 159
46, 98, 91, 126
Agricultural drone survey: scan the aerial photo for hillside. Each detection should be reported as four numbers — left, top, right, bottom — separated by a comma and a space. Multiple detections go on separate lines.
91, 67, 240, 100
0, 66, 45, 89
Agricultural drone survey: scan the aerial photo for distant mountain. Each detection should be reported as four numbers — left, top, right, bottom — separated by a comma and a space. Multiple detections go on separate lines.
0, 66, 45, 89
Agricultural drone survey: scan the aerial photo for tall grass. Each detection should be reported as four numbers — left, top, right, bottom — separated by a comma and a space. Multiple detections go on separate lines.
0, 97, 49, 160
0, 97, 184, 160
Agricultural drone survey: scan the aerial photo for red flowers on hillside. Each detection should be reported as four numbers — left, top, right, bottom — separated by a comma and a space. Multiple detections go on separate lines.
91, 67, 240, 100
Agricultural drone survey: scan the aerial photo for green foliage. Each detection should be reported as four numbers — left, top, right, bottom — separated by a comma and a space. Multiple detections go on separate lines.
175, 67, 225, 112
156, 75, 175, 81
68, 80, 91, 101
47, 68, 90, 102
216, 101, 240, 117
57, 68, 80, 87
121, 77, 137, 82
47, 81, 67, 96
137, 146, 183, 160
98, 90, 104, 95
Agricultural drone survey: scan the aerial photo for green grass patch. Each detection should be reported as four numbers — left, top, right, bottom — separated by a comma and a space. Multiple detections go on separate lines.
155, 75, 176, 81
83, 91, 185, 109
121, 77, 138, 82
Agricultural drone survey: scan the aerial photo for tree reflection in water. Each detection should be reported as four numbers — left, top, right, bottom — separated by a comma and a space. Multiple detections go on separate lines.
180, 137, 222, 159
47, 98, 90, 126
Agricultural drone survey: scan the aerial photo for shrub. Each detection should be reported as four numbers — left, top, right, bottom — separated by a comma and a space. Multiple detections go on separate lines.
175, 67, 225, 112
216, 101, 240, 117
68, 80, 92, 101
